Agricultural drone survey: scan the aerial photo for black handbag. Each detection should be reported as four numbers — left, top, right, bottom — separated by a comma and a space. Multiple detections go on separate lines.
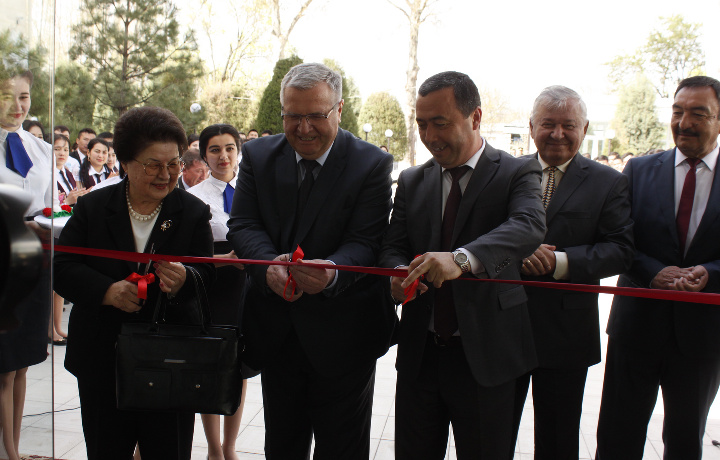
115, 265, 243, 415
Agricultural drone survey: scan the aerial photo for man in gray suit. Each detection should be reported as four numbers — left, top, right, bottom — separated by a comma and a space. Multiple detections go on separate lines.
381, 71, 546, 459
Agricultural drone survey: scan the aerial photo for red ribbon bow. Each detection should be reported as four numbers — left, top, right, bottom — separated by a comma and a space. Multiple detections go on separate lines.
283, 246, 304, 301
125, 273, 156, 300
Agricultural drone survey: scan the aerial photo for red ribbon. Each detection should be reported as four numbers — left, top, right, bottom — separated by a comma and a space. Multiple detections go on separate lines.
46, 244, 720, 306
402, 255, 425, 305
283, 246, 305, 301
124, 273, 155, 300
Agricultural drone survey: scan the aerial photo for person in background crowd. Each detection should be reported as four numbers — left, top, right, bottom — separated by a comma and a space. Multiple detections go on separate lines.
238, 132, 247, 142
188, 123, 256, 460
22, 119, 45, 140
380, 71, 545, 460
97, 131, 113, 143
622, 152, 634, 165
188, 133, 200, 150
54, 125, 70, 138
227, 62, 396, 459
70, 127, 96, 165
178, 148, 207, 190
245, 129, 258, 140
260, 129, 272, 137
55, 106, 214, 460
0, 70, 55, 460
107, 143, 119, 174
379, 145, 389, 152
79, 137, 112, 188
596, 75, 720, 460
511, 85, 634, 460
596, 154, 609, 166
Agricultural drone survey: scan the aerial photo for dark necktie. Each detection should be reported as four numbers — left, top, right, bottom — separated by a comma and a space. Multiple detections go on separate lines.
6, 132, 33, 178
676, 157, 701, 254
435, 166, 470, 338
542, 166, 557, 209
295, 159, 318, 228
94, 173, 101, 185
223, 183, 234, 213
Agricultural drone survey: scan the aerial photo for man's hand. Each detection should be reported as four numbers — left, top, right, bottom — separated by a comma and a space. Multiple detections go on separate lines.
671, 265, 709, 292
521, 244, 557, 276
102, 280, 141, 313
214, 250, 245, 270
401, 252, 461, 289
267, 254, 302, 301
154, 261, 187, 296
651, 266, 694, 290
391, 265, 428, 303
290, 259, 335, 295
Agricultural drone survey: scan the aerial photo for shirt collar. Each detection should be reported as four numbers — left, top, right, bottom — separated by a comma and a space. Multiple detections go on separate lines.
441, 137, 486, 173
537, 153, 575, 173
295, 142, 334, 166
675, 145, 719, 172
207, 172, 236, 191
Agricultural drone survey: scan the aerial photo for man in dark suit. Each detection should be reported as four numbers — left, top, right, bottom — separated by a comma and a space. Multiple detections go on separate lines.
596, 75, 720, 460
70, 127, 96, 165
510, 86, 634, 460
226, 63, 396, 459
380, 71, 546, 459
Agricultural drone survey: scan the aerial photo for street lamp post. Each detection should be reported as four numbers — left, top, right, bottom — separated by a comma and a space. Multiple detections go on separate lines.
363, 123, 372, 141
384, 129, 393, 153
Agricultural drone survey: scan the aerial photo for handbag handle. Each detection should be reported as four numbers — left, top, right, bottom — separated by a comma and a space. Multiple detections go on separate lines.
148, 265, 212, 334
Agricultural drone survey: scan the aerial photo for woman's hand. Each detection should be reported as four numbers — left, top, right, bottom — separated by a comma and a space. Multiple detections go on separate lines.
213, 250, 244, 269
102, 280, 141, 313
154, 261, 187, 296
64, 188, 90, 205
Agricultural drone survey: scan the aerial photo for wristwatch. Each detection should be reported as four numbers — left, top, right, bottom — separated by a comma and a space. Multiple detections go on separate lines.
452, 250, 471, 273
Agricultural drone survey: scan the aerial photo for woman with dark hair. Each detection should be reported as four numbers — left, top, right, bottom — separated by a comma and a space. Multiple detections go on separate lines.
188, 123, 251, 460
54, 106, 215, 460
78, 137, 113, 187
22, 119, 45, 140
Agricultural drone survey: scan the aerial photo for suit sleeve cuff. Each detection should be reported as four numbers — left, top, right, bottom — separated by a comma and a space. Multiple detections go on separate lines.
553, 251, 569, 280
323, 260, 339, 290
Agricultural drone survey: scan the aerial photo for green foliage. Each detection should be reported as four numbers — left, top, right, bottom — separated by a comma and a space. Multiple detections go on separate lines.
359, 92, 407, 161
607, 15, 704, 98
70, 0, 203, 117
147, 50, 206, 134
200, 80, 262, 133
612, 76, 666, 154
255, 54, 303, 134
54, 62, 95, 135
323, 59, 360, 136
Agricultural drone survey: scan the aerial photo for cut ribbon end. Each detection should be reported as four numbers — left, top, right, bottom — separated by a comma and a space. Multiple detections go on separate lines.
125, 273, 156, 300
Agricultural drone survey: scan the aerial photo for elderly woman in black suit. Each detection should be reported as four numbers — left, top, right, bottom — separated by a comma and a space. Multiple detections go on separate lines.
54, 106, 215, 460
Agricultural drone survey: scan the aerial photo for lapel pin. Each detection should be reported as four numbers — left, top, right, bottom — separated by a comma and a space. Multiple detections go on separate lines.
161, 220, 172, 231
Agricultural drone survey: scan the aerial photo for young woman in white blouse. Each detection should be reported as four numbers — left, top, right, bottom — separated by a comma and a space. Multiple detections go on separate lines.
188, 124, 253, 460
79, 137, 114, 188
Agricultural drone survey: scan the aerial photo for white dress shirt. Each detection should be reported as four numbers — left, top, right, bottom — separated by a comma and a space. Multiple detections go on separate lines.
537, 154, 575, 280
187, 173, 234, 242
674, 145, 718, 255
0, 127, 56, 216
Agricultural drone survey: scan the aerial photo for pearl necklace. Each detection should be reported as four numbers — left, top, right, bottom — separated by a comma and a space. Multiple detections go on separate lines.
126, 188, 162, 222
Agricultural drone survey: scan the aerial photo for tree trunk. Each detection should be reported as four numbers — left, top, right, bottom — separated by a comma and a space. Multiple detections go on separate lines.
404, 1, 422, 165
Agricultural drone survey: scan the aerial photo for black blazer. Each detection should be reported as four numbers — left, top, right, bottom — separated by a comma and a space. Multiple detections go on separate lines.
607, 148, 720, 354
54, 179, 215, 378
380, 144, 546, 387
520, 153, 634, 369
227, 129, 396, 376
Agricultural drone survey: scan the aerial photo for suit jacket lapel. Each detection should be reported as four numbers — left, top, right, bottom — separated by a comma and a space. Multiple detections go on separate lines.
105, 180, 137, 273
545, 154, 587, 223
451, 146, 500, 248
423, 162, 443, 252
686, 153, 720, 257
293, 130, 346, 247
277, 143, 298, 252
654, 149, 679, 245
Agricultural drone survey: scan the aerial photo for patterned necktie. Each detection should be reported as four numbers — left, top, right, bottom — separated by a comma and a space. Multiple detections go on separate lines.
676, 157, 701, 254
6, 132, 33, 177
542, 166, 557, 209
223, 182, 234, 213
435, 165, 470, 338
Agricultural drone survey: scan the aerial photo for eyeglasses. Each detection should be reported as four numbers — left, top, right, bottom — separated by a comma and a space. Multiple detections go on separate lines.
281, 101, 340, 126
133, 158, 183, 176
671, 109, 718, 124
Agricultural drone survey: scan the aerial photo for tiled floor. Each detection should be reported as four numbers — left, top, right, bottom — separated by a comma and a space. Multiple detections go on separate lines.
15, 277, 720, 459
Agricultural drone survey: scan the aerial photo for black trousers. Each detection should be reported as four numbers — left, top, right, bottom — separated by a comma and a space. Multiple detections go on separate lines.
511, 367, 588, 460
596, 337, 720, 460
261, 330, 376, 460
395, 334, 517, 460
77, 375, 194, 460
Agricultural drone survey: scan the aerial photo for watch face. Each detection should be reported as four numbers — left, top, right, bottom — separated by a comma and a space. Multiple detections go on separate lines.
455, 252, 468, 264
